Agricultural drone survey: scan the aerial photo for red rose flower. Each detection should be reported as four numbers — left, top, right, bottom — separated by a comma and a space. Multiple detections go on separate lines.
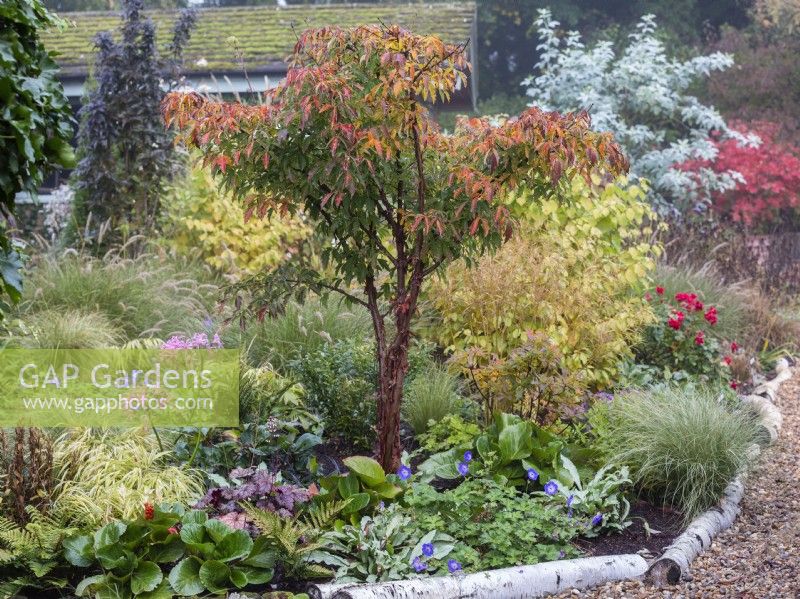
731, 341, 740, 353
667, 310, 685, 330
730, 380, 739, 390
723, 355, 733, 366
704, 306, 718, 325
694, 330, 705, 345
675, 292, 703, 311
656, 286, 665, 295
144, 503, 154, 520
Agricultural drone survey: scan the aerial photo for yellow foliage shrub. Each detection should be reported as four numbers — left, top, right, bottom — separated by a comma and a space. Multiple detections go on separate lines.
162, 166, 310, 275
427, 175, 659, 389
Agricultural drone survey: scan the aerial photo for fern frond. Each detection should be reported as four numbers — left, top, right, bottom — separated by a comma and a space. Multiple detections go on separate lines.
299, 498, 352, 530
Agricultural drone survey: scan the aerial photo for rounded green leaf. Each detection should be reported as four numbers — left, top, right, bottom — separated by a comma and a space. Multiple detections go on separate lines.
199, 560, 231, 593
215, 529, 253, 562
75, 574, 108, 597
131, 561, 163, 595
94, 521, 127, 549
343, 456, 385, 486
63, 534, 94, 567
168, 557, 204, 596
204, 518, 233, 543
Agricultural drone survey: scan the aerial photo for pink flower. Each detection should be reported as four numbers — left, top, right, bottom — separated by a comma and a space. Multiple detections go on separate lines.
694, 331, 705, 345
645, 292, 652, 301
704, 306, 718, 325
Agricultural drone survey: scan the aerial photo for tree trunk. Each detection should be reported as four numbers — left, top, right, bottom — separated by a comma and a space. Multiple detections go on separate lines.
374, 308, 414, 473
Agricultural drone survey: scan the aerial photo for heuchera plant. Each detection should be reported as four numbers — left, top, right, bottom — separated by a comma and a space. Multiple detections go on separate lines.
637, 287, 738, 380
682, 121, 800, 229
195, 467, 311, 535
163, 25, 628, 470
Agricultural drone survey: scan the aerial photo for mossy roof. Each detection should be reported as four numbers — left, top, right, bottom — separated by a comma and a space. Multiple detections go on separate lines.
43, 3, 476, 77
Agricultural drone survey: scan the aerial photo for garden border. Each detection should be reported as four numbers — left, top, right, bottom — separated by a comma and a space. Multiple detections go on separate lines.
306, 359, 792, 599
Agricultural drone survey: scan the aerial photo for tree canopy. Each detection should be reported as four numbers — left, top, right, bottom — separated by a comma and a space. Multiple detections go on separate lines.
163, 24, 628, 469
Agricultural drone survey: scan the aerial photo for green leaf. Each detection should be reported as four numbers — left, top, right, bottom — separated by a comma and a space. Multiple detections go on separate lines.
168, 557, 204, 596
204, 519, 232, 543
131, 561, 162, 595
137, 579, 174, 599
417, 449, 461, 481
199, 560, 231, 593
241, 537, 277, 569
370, 481, 403, 499
75, 574, 108, 597
497, 422, 533, 465
182, 510, 208, 525
179, 523, 207, 545
340, 492, 370, 515
214, 530, 253, 563
148, 539, 185, 564
94, 521, 127, 549
95, 545, 136, 573
63, 534, 94, 567
229, 566, 248, 588
337, 472, 360, 498
235, 565, 273, 585
343, 456, 386, 487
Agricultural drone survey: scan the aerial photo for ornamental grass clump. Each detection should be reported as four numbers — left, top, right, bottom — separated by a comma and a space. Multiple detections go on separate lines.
591, 387, 760, 520
22, 252, 217, 340
51, 429, 204, 528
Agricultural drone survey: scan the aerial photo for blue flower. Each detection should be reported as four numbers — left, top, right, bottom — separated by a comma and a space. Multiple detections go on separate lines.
544, 480, 559, 496
447, 559, 462, 573
397, 464, 412, 481
421, 543, 434, 557
412, 556, 427, 572
526, 468, 539, 481
566, 494, 574, 518
463, 450, 473, 462
457, 461, 469, 476
591, 513, 603, 527
558, 550, 566, 559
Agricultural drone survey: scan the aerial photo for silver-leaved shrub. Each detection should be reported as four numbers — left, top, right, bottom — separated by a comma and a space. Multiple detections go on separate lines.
524, 9, 758, 214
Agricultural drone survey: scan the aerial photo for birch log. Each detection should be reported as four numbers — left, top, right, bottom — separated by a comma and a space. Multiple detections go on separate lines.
646, 479, 745, 586
308, 554, 648, 599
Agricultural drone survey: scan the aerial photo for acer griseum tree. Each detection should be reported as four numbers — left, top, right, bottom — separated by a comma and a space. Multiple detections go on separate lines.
163, 25, 628, 471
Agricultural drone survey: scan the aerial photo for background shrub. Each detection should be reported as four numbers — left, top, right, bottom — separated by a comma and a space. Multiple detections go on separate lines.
428, 176, 657, 389
524, 9, 753, 212
163, 165, 311, 276
289, 338, 377, 449
681, 121, 800, 230
589, 386, 760, 520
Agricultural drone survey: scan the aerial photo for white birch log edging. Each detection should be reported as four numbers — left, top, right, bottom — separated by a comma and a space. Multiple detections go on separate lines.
308, 554, 648, 599
645, 358, 792, 586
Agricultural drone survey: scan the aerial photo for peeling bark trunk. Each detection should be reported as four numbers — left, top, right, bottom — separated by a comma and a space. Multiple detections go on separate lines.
309, 554, 648, 599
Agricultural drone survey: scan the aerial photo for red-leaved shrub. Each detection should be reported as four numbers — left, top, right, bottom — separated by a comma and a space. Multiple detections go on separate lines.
684, 121, 800, 229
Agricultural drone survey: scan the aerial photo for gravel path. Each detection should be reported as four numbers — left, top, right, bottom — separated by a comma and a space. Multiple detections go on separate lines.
558, 376, 800, 599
